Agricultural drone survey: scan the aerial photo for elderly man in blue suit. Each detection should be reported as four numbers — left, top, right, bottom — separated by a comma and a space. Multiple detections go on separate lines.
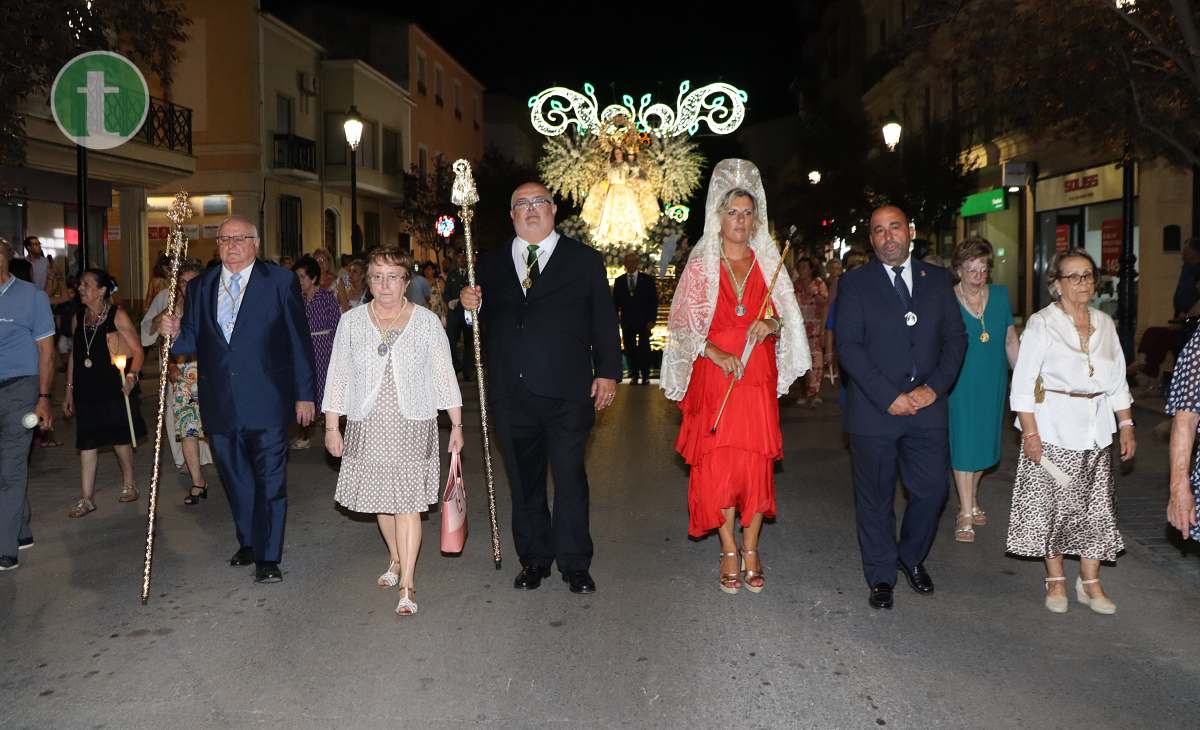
159, 216, 316, 584
835, 205, 967, 609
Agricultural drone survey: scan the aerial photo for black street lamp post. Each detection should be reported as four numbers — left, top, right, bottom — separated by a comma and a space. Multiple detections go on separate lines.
344, 105, 364, 255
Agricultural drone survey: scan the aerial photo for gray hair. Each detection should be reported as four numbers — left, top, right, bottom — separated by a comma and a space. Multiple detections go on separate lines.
1047, 249, 1099, 300
217, 215, 260, 239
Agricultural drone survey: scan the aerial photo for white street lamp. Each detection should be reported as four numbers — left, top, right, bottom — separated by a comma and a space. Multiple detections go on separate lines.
881, 110, 902, 151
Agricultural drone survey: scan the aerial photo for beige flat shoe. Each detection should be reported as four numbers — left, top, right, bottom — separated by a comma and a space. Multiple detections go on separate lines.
118, 484, 139, 503
1044, 576, 1068, 613
1076, 577, 1116, 614
395, 586, 418, 616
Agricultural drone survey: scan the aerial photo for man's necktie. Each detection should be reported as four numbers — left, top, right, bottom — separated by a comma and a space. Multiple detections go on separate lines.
893, 265, 917, 381
892, 266, 911, 310
628, 273, 636, 294
526, 245, 540, 282
219, 272, 241, 342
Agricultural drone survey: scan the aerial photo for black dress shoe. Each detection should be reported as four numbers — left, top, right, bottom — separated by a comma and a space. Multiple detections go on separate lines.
255, 562, 282, 583
562, 570, 596, 594
229, 547, 254, 566
513, 564, 551, 590
898, 561, 935, 594
869, 582, 894, 609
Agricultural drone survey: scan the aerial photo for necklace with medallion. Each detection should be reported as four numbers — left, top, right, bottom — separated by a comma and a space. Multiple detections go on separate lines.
957, 284, 990, 343
719, 247, 755, 317
369, 299, 407, 356
81, 303, 110, 368
1058, 303, 1095, 377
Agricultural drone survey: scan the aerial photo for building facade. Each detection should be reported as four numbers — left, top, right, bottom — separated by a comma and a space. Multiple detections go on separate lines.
845, 0, 1197, 336
157, 2, 414, 268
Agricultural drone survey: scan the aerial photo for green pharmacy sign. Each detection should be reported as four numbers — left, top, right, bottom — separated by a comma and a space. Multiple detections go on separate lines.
960, 188, 1008, 217
51, 51, 150, 151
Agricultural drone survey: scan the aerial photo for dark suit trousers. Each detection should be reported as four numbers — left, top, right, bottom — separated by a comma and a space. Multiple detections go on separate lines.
621, 325, 652, 380
209, 426, 289, 563
493, 383, 595, 572
446, 310, 475, 375
850, 427, 949, 587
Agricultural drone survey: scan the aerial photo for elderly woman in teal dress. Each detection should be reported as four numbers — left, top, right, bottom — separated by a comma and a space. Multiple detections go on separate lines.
947, 238, 1019, 542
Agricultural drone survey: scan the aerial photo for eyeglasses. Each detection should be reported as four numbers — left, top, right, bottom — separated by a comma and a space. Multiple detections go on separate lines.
961, 266, 989, 276
369, 273, 406, 285
216, 235, 258, 246
512, 197, 552, 212
1059, 271, 1095, 285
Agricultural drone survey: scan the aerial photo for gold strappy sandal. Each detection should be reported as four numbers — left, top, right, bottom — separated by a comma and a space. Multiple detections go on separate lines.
740, 549, 765, 593
719, 551, 742, 594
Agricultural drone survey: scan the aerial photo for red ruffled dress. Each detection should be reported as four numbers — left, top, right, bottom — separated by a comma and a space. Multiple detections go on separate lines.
675, 260, 782, 537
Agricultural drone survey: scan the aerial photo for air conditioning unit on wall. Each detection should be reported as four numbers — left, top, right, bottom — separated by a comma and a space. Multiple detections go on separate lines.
299, 72, 319, 96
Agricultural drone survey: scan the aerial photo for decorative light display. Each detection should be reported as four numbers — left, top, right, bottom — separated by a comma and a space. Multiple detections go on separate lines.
532, 80, 736, 254
435, 215, 456, 239
529, 80, 748, 140
665, 204, 690, 222
808, 170, 822, 185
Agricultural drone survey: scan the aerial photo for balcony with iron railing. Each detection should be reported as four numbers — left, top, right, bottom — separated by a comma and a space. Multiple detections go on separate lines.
272, 133, 318, 176
135, 97, 193, 154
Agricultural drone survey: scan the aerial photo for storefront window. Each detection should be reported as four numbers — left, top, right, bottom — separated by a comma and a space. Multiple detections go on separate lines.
1035, 202, 1137, 317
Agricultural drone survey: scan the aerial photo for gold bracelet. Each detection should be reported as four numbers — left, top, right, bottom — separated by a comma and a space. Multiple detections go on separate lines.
451, 424, 463, 429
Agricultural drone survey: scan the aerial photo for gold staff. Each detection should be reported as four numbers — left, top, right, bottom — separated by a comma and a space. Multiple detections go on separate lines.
450, 159, 502, 570
141, 192, 194, 604
710, 230, 795, 434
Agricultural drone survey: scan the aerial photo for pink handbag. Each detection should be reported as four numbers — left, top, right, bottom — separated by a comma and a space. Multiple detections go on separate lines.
440, 452, 467, 554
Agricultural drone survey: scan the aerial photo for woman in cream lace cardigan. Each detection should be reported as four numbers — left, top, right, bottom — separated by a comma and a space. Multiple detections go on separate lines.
323, 247, 463, 617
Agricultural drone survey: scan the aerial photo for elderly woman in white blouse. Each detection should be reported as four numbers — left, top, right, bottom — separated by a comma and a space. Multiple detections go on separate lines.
1007, 250, 1135, 615
323, 246, 463, 617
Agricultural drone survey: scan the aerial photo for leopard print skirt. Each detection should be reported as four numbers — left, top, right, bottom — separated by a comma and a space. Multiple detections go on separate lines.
1006, 442, 1124, 561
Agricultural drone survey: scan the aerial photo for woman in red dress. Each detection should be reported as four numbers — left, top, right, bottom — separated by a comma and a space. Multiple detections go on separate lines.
662, 159, 810, 594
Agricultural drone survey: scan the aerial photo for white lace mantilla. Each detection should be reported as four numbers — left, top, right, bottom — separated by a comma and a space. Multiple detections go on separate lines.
661, 158, 810, 400
322, 304, 462, 421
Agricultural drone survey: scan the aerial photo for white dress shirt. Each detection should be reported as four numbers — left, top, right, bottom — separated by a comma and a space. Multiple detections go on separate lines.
882, 254, 914, 296
510, 230, 560, 294
1010, 303, 1133, 450
322, 304, 462, 421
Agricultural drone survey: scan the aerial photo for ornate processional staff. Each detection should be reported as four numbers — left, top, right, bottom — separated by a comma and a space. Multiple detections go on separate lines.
710, 227, 796, 434
451, 159, 502, 570
140, 193, 194, 604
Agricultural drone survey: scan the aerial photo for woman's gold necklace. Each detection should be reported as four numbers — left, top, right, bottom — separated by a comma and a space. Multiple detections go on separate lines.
370, 299, 407, 357
1061, 303, 1095, 377
719, 247, 754, 317
957, 284, 989, 343
81, 303, 109, 368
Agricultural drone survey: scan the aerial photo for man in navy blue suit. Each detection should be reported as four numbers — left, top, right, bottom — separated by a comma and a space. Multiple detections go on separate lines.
835, 205, 966, 609
160, 216, 316, 584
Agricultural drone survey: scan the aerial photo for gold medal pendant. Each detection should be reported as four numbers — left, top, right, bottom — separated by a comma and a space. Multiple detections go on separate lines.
979, 331, 990, 343
522, 276, 532, 290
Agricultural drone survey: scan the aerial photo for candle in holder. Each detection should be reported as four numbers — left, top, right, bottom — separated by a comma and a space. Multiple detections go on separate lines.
111, 353, 137, 448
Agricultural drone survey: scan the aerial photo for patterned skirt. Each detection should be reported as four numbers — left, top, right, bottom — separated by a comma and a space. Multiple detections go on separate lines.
1006, 442, 1124, 561
334, 362, 440, 515
172, 361, 203, 440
